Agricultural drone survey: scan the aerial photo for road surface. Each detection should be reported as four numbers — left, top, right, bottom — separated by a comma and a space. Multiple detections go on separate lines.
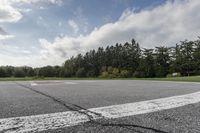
0, 80, 200, 133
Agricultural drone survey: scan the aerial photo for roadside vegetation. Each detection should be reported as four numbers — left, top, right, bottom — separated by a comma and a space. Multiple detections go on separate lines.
1, 76, 200, 82
0, 37, 200, 80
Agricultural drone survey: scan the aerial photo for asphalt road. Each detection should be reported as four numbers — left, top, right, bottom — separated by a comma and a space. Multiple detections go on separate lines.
1, 80, 200, 132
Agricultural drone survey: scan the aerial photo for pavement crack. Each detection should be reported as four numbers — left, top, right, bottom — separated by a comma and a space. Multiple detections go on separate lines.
15, 82, 102, 118
85, 118, 168, 133
15, 82, 169, 133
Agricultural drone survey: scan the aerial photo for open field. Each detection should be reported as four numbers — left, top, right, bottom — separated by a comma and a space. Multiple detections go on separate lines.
0, 76, 200, 82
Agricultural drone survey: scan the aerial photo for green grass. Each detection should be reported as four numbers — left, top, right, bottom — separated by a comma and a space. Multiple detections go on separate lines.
143, 76, 200, 82
0, 76, 200, 82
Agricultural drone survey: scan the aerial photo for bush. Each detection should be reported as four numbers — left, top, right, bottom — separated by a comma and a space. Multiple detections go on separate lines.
133, 71, 145, 78
64, 69, 72, 77
107, 66, 113, 74
0, 68, 6, 77
194, 70, 200, 75
14, 68, 25, 77
76, 68, 86, 77
120, 70, 131, 78
112, 68, 120, 78
86, 70, 96, 77
101, 66, 107, 73
99, 71, 109, 78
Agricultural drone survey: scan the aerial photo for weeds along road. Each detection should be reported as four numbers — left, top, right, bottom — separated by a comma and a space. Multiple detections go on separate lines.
0, 80, 200, 133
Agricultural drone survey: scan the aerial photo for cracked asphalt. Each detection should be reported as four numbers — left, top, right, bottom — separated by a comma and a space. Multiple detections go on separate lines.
1, 80, 200, 133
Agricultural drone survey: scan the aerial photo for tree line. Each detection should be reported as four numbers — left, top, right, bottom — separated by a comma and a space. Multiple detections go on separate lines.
0, 37, 200, 78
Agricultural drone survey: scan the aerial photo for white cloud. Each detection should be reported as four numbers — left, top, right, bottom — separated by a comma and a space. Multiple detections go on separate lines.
73, 7, 88, 33
0, 43, 37, 66
0, 0, 63, 23
0, 0, 65, 66
0, 34, 14, 40
0, 27, 15, 40
17, 8, 32, 13
21, 50, 31, 54
10, 0, 63, 6
36, 0, 200, 66
0, 1, 22, 23
68, 19, 79, 34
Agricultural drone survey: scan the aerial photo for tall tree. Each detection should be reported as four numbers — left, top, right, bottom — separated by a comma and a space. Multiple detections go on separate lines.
142, 48, 155, 77
193, 37, 200, 74
155, 46, 170, 77
180, 40, 194, 76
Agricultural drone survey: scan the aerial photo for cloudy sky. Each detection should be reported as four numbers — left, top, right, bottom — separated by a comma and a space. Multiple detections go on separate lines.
0, 0, 200, 67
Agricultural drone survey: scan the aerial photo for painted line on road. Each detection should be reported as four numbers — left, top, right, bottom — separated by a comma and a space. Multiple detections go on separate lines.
30, 82, 38, 86
1, 91, 200, 132
30, 81, 78, 86
65, 82, 78, 85
30, 82, 62, 86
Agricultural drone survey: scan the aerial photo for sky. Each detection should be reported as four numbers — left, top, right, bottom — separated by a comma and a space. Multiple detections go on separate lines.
0, 0, 200, 67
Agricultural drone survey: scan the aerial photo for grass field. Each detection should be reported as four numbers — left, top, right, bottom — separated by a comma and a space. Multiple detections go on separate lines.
0, 76, 200, 82
139, 76, 200, 82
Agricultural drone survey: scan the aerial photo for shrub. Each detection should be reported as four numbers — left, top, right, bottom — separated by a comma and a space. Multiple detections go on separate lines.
101, 66, 107, 73
112, 68, 120, 78
99, 71, 109, 78
0, 68, 6, 77
64, 69, 72, 77
14, 68, 25, 77
107, 66, 113, 74
120, 70, 131, 78
133, 71, 145, 78
87, 70, 96, 77
76, 68, 86, 77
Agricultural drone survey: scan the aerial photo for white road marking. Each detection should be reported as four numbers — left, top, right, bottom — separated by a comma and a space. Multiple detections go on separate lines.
30, 83, 38, 86
65, 82, 78, 85
78, 81, 96, 83
1, 91, 200, 132
30, 81, 78, 86
30, 82, 60, 86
